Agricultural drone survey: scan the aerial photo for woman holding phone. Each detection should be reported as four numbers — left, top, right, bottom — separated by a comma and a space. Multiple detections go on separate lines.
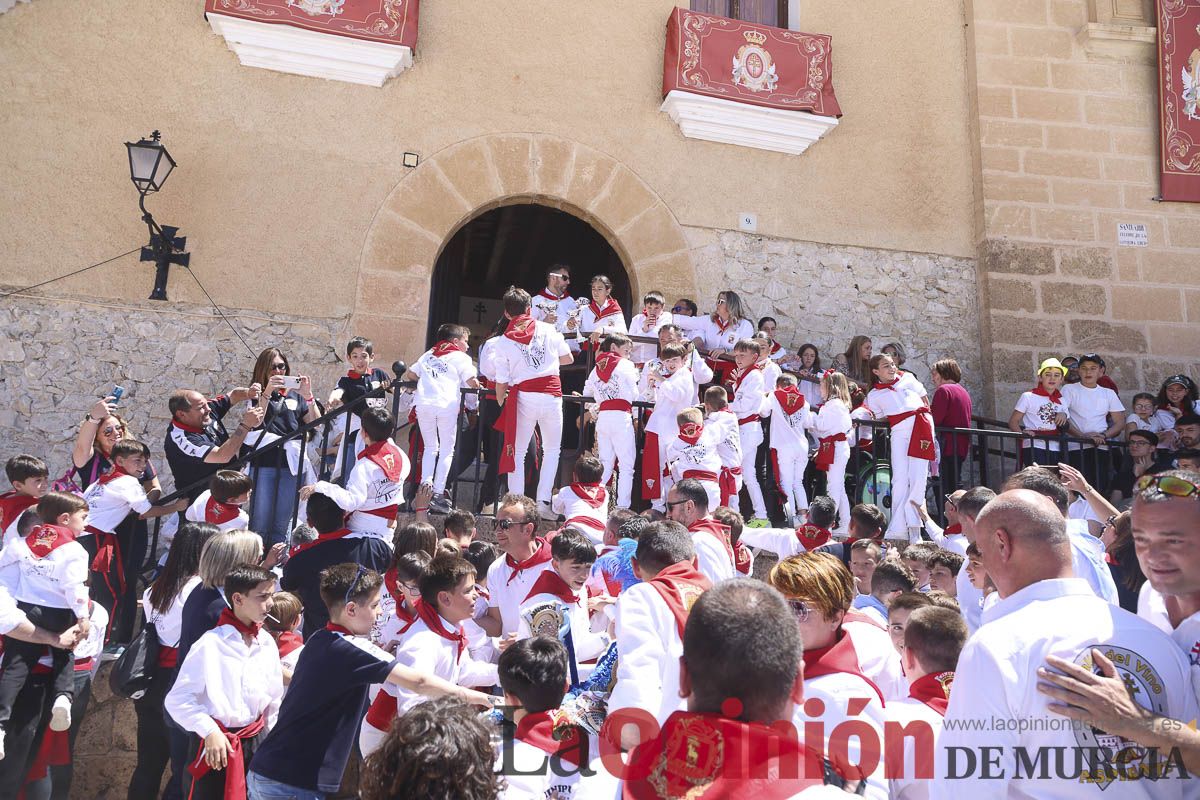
245, 347, 319, 546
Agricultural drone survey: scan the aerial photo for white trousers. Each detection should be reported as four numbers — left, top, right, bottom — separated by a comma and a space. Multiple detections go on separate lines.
510, 393, 563, 504
887, 418, 928, 540
772, 443, 809, 517
739, 422, 767, 519
596, 410, 636, 508
416, 403, 459, 494
826, 442, 851, 534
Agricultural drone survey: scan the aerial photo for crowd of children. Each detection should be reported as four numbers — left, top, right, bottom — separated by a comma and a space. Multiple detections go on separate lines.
2, 269, 1200, 799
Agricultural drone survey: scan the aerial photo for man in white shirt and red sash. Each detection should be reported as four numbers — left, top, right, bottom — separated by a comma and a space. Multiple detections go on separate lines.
529, 264, 578, 339
664, 479, 735, 584
935, 490, 1199, 800
493, 287, 574, 520
479, 494, 555, 647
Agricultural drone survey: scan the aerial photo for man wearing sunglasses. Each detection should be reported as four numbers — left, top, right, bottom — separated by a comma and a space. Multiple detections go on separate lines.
530, 264, 577, 334
664, 480, 735, 584
1035, 470, 1200, 777
476, 494, 553, 644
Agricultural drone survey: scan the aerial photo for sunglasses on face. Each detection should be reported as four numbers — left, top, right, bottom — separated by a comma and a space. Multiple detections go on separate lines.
665, 499, 691, 509
270, 363, 288, 371
550, 273, 570, 281
787, 598, 813, 622
496, 518, 533, 530
1135, 474, 1200, 499
672, 306, 686, 313
101, 426, 118, 435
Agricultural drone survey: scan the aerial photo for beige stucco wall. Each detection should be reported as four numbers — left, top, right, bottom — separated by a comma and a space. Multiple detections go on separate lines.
0, 0, 980, 323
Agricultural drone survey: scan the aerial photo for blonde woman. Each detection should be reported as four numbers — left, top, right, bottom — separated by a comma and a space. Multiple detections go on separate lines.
815, 371, 854, 533
674, 290, 754, 384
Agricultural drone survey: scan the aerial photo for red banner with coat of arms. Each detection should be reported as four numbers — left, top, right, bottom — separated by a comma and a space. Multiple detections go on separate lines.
1158, 0, 1200, 202
662, 7, 841, 118
204, 0, 418, 49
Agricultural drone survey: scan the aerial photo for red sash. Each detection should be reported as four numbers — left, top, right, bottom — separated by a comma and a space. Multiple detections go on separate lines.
718, 466, 740, 507
815, 433, 847, 471
622, 711, 824, 799
414, 599, 466, 660
908, 671, 953, 716
803, 630, 885, 704
887, 407, 936, 461
681, 469, 719, 483
641, 431, 662, 501
365, 690, 399, 730
157, 645, 180, 668
769, 448, 785, 495
494, 376, 563, 475
187, 715, 266, 800
84, 524, 126, 596
504, 538, 553, 585
359, 440, 404, 483
594, 351, 622, 383
569, 483, 606, 509
565, 515, 605, 533
795, 524, 832, 550
26, 524, 76, 558
0, 493, 37, 533
688, 518, 734, 564
599, 399, 632, 412
738, 415, 760, 426
525, 569, 582, 606
360, 504, 399, 521
774, 386, 806, 415
205, 496, 242, 525
289, 527, 353, 557
431, 339, 466, 358
516, 710, 588, 768
645, 561, 711, 637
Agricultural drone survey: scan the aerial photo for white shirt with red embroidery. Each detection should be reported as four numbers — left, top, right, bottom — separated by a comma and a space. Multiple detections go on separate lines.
492, 321, 571, 386
530, 290, 577, 334
550, 486, 609, 545
410, 348, 478, 410
577, 301, 628, 338
704, 410, 742, 470
642, 366, 694, 438
0, 528, 90, 616
184, 490, 249, 533
674, 315, 754, 352
312, 439, 408, 539
583, 358, 639, 417
764, 392, 814, 452
665, 432, 722, 486
728, 368, 766, 422
486, 554, 555, 637
392, 611, 498, 714
81, 474, 152, 534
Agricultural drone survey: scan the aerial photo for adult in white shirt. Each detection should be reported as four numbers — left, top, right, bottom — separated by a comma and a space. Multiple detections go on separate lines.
672, 290, 754, 384
934, 490, 1199, 800
568, 273, 627, 348
528, 264, 578, 337
1038, 469, 1200, 775
478, 494, 555, 644
1061, 354, 1125, 494
664, 479, 735, 584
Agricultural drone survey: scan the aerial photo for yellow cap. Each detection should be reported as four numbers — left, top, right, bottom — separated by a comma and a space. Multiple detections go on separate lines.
1037, 357, 1066, 377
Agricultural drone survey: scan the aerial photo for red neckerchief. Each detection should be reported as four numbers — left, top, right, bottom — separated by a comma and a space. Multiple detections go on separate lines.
1031, 385, 1063, 403
0, 493, 38, 532
688, 518, 734, 563
944, 523, 963, 536
217, 608, 263, 640
290, 527, 353, 557
795, 524, 832, 550
504, 314, 537, 345
730, 363, 761, 396
359, 440, 404, 483
538, 288, 565, 302
505, 538, 552, 584
516, 710, 588, 768
769, 340, 782, 355
803, 629, 884, 703
714, 315, 731, 334
594, 351, 622, 383
588, 297, 622, 322
25, 524, 76, 558
620, 711, 824, 799
347, 370, 364, 380
733, 541, 752, 575
774, 385, 806, 415
432, 339, 466, 358
96, 465, 132, 485
205, 495, 242, 525
415, 599, 466, 659
908, 671, 954, 716
873, 379, 900, 391
325, 622, 353, 635
678, 421, 704, 446
645, 561, 712, 638
525, 569, 582, 606
171, 419, 203, 434
569, 482, 606, 509
275, 631, 303, 658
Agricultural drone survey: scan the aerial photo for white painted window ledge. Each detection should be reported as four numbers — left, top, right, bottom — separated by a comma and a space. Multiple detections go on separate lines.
660, 90, 839, 156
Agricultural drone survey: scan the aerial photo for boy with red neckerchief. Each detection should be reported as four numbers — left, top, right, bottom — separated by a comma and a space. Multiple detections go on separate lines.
301, 407, 408, 549
607, 521, 712, 751
516, 529, 610, 683
478, 494, 556, 644
409, 324, 480, 514
665, 408, 723, 511
884, 606, 966, 800
495, 636, 618, 799
701, 386, 743, 510
0, 456, 47, 547
763, 372, 814, 527
79, 440, 187, 637
640, 343, 696, 512
727, 339, 770, 527
492, 287, 574, 520
739, 495, 840, 560
184, 470, 252, 533
584, 333, 639, 510
0, 492, 91, 773
550, 455, 610, 546
1008, 357, 1070, 467
164, 564, 282, 800
264, 592, 304, 675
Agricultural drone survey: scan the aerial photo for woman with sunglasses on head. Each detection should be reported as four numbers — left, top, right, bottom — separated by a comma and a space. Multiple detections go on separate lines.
672, 290, 753, 384
244, 347, 320, 547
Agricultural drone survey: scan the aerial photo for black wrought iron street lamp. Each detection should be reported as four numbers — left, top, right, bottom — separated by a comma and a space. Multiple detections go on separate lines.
125, 130, 189, 300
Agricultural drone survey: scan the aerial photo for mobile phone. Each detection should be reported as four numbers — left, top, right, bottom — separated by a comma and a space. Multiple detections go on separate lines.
111, 385, 125, 404
279, 375, 303, 390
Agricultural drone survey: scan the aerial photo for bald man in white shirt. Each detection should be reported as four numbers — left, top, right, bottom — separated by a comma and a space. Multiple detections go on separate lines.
934, 490, 1198, 800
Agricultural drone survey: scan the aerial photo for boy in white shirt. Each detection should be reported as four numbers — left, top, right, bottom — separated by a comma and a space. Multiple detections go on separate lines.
583, 333, 639, 509
0, 493, 91, 766
184, 470, 252, 532
550, 456, 609, 546
301, 407, 408, 546
763, 372, 813, 526
0, 456, 47, 547
726, 339, 770, 527
627, 291, 672, 367
409, 324, 480, 514
80, 440, 187, 636
701, 387, 743, 510
665, 408, 723, 511
1060, 353, 1125, 495
492, 287, 574, 519
164, 564, 283, 800
639, 343, 693, 511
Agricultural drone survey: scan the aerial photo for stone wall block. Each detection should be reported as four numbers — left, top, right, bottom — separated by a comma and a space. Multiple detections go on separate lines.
993, 348, 1036, 384
1041, 281, 1108, 315
1058, 247, 1114, 279
1069, 319, 1148, 354
988, 277, 1038, 311
982, 239, 1056, 275
990, 313, 1066, 348
435, 138, 504, 212
1111, 286, 1182, 322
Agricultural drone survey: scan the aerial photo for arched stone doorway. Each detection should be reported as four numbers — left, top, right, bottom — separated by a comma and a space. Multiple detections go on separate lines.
352, 133, 697, 364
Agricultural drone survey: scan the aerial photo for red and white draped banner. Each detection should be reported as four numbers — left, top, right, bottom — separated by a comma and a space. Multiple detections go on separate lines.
204, 0, 418, 48
1158, 0, 1200, 202
662, 7, 842, 117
